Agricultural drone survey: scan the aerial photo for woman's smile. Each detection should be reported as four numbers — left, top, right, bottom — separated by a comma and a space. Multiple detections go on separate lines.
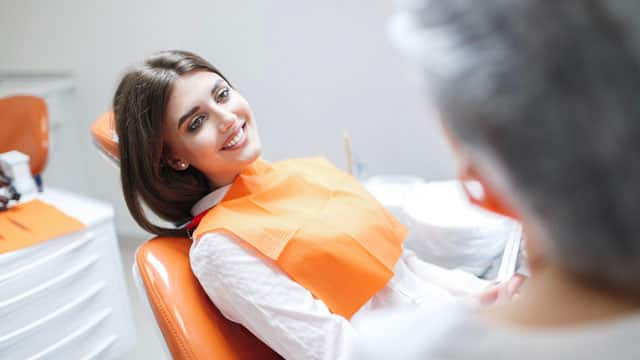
221, 120, 248, 151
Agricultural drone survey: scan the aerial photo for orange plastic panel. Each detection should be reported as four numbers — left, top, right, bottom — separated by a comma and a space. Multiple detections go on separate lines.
90, 111, 120, 164
0, 96, 49, 174
135, 237, 282, 360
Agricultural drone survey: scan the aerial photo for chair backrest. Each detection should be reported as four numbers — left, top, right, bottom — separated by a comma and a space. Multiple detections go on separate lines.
136, 237, 281, 360
90, 112, 119, 167
90, 112, 281, 359
0, 95, 49, 175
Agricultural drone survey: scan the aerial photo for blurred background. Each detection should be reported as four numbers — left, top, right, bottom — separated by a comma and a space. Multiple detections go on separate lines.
1, 1, 456, 357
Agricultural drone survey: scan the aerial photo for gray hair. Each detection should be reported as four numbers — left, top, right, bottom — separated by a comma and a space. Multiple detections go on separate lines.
390, 0, 640, 292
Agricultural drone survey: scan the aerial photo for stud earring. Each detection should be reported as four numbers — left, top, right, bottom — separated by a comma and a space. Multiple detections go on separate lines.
174, 161, 188, 170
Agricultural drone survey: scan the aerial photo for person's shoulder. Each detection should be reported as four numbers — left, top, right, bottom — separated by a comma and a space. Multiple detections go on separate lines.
189, 232, 237, 271
189, 230, 275, 275
190, 231, 227, 254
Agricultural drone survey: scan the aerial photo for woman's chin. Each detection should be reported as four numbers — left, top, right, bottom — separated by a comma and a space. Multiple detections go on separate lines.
247, 147, 262, 163
236, 145, 261, 165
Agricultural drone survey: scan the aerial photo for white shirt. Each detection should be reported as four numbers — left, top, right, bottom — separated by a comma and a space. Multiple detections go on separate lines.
189, 185, 491, 360
350, 301, 640, 360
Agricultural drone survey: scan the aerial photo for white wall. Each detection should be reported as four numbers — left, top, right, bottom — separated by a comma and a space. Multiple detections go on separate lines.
0, 0, 456, 242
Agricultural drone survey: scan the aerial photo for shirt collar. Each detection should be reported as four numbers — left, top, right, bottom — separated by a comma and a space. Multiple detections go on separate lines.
190, 184, 232, 216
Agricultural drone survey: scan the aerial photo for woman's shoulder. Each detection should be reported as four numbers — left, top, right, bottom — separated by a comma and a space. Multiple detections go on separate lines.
189, 232, 250, 272
190, 232, 251, 260
189, 231, 277, 277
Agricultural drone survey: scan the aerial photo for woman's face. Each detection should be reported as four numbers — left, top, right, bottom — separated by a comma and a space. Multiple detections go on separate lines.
163, 70, 261, 188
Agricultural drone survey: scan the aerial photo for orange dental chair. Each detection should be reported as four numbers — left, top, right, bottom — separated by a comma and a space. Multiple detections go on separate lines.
0, 95, 49, 190
0, 95, 49, 176
0, 95, 48, 207
91, 112, 281, 360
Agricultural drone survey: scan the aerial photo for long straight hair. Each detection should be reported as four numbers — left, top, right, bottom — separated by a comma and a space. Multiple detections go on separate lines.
113, 50, 231, 237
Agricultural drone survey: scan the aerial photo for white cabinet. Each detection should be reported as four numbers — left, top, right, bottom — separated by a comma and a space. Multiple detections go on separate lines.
0, 188, 135, 359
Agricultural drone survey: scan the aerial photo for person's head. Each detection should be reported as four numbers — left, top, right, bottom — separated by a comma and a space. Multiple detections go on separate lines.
391, 0, 640, 293
113, 50, 261, 236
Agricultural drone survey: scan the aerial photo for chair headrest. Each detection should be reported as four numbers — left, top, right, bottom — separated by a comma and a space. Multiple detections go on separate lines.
0, 95, 49, 175
90, 112, 120, 167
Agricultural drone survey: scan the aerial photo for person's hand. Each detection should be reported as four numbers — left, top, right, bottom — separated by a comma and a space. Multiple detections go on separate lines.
477, 274, 527, 305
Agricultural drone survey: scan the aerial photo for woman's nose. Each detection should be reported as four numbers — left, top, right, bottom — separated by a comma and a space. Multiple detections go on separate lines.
217, 113, 237, 133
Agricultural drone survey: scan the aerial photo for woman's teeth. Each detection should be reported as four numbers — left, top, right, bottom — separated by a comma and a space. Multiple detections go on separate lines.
223, 127, 244, 150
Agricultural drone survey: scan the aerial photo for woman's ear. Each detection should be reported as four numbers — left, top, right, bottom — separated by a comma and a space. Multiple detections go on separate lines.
459, 160, 519, 220
166, 156, 190, 171
162, 145, 190, 171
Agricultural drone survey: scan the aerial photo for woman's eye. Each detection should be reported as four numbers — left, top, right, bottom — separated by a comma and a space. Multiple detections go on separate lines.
216, 87, 230, 103
188, 115, 204, 132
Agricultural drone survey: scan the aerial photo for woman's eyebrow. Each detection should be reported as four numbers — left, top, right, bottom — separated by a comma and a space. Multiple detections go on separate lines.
178, 106, 199, 130
177, 79, 225, 130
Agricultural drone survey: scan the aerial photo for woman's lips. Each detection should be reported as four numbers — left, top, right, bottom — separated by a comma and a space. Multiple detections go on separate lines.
221, 121, 248, 150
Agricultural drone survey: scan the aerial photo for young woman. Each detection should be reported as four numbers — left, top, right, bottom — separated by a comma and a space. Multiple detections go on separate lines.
112, 50, 510, 360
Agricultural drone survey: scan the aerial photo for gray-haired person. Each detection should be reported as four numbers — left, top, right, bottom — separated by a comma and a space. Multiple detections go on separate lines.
352, 0, 640, 359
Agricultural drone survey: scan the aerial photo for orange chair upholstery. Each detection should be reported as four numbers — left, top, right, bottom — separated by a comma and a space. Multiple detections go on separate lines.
136, 237, 281, 360
90, 112, 119, 167
91, 112, 281, 360
0, 95, 49, 175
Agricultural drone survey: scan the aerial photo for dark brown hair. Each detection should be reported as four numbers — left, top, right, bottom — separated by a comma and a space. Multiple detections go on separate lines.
400, 0, 640, 291
113, 50, 231, 236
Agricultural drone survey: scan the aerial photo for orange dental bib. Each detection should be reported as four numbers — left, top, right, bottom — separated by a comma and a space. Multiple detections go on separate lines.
194, 157, 407, 318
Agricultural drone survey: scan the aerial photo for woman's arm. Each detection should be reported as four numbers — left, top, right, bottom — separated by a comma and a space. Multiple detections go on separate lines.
190, 232, 356, 360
